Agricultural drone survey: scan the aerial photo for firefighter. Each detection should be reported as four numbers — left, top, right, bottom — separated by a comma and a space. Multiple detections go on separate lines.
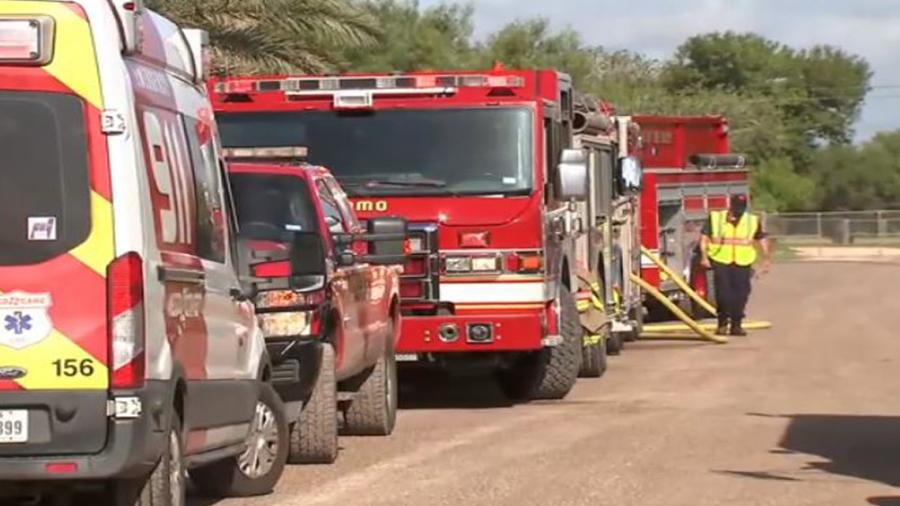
699, 194, 771, 336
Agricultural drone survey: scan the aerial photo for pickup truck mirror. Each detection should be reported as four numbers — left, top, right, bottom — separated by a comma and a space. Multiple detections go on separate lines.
556, 148, 589, 202
363, 217, 407, 265
244, 231, 328, 293
332, 217, 408, 266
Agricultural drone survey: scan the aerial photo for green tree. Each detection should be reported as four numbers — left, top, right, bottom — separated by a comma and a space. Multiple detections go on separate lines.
663, 32, 871, 150
813, 131, 900, 210
343, 1, 479, 72
149, 0, 380, 74
480, 18, 601, 88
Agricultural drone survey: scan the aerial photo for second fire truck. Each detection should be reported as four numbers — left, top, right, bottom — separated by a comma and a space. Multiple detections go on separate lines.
211, 67, 590, 401
632, 115, 750, 319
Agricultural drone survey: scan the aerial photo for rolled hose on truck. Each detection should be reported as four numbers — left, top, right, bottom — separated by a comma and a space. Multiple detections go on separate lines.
635, 247, 773, 343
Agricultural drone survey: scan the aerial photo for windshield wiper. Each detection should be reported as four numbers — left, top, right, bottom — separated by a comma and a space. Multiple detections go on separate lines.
360, 177, 447, 188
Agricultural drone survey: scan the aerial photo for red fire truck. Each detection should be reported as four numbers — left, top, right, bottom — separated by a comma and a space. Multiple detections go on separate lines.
211, 67, 589, 401
632, 115, 750, 318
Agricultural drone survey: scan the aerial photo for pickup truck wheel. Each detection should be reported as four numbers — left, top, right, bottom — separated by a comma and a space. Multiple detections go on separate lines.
289, 342, 338, 464
112, 416, 185, 506
191, 383, 288, 497
579, 333, 608, 378
496, 290, 582, 401
342, 330, 398, 436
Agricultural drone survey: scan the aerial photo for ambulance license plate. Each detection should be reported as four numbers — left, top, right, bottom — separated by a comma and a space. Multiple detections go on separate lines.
0, 410, 28, 443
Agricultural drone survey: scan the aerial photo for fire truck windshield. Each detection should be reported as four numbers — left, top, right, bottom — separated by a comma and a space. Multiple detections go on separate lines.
218, 108, 534, 197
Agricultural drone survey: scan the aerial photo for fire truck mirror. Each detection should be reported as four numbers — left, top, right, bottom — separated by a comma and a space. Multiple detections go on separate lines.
619, 155, 643, 193
556, 148, 588, 202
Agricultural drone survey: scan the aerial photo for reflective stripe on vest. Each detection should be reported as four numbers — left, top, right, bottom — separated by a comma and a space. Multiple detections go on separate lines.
708, 210, 759, 266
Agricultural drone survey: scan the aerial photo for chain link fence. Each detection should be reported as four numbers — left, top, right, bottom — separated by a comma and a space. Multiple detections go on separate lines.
763, 210, 900, 245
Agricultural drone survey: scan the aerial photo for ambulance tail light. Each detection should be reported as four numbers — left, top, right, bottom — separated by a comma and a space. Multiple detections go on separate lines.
108, 252, 146, 389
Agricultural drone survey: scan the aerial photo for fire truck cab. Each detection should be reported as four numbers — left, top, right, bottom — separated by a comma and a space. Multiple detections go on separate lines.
633, 115, 750, 318
211, 68, 587, 401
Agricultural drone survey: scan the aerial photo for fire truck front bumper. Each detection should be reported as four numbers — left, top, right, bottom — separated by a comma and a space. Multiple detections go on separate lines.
397, 311, 553, 354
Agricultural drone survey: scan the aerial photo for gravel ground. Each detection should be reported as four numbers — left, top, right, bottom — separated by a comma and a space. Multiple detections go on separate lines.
201, 262, 900, 506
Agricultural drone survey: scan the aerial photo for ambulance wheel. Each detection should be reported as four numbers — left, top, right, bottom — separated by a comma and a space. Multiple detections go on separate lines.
496, 290, 582, 401
579, 338, 607, 378
113, 416, 185, 506
342, 328, 398, 436
289, 343, 338, 464
191, 383, 288, 497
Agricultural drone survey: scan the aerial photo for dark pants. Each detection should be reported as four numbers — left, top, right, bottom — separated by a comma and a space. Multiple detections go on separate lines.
711, 261, 753, 326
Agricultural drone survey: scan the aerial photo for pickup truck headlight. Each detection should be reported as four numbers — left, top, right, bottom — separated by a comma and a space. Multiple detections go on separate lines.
255, 290, 303, 309
258, 311, 312, 338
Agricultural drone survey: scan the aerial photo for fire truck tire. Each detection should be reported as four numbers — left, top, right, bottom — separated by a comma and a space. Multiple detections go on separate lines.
191, 384, 289, 497
606, 331, 624, 356
289, 343, 338, 464
496, 290, 582, 400
579, 339, 607, 378
342, 332, 399, 436
113, 417, 185, 506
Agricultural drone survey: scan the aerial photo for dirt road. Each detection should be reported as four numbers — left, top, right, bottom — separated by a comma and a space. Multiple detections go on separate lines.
204, 262, 900, 506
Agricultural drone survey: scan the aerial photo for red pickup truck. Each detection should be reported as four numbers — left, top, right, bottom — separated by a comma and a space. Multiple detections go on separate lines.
227, 149, 404, 464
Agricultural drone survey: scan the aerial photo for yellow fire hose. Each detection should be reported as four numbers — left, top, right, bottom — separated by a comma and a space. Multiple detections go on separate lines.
641, 246, 717, 316
629, 273, 728, 344
644, 321, 771, 333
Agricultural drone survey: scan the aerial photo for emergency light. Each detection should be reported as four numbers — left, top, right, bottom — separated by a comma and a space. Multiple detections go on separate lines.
215, 73, 526, 96
222, 146, 308, 161
0, 17, 54, 65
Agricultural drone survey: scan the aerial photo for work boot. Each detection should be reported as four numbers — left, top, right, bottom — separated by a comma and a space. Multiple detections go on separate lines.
730, 321, 748, 336
715, 318, 729, 336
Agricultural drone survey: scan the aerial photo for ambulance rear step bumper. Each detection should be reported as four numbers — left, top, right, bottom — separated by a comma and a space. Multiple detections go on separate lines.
0, 381, 170, 482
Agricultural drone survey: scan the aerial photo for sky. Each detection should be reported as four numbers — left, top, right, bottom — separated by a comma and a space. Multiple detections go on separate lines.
419, 0, 900, 142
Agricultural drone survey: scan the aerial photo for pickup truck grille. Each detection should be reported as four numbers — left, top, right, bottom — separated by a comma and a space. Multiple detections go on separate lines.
401, 223, 439, 302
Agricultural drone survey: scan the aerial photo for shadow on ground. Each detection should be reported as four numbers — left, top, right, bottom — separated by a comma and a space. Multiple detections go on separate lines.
398, 369, 515, 410
721, 413, 900, 489
868, 497, 900, 506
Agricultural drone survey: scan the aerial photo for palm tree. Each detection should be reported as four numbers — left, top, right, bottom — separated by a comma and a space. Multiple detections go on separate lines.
148, 0, 380, 75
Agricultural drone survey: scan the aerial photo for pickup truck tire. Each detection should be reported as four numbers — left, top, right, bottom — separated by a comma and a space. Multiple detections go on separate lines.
579, 335, 608, 378
342, 329, 398, 436
289, 343, 338, 464
113, 416, 185, 506
191, 383, 288, 497
496, 290, 582, 401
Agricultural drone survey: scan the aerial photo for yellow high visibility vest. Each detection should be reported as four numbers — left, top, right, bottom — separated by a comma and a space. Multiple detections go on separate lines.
707, 210, 759, 266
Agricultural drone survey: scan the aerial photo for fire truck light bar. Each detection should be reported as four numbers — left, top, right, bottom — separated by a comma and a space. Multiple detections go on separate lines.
0, 17, 54, 65
222, 146, 308, 160
216, 74, 526, 96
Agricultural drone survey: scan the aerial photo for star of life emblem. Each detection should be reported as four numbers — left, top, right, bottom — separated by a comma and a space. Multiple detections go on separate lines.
0, 292, 53, 350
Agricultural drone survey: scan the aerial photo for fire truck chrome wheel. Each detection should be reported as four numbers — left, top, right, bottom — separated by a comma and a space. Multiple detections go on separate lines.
238, 401, 280, 479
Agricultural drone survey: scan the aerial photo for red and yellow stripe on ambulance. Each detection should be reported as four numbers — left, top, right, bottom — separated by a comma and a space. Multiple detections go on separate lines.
0, 1, 112, 391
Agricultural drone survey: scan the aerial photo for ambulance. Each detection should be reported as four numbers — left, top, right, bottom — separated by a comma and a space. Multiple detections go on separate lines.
0, 1, 287, 504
